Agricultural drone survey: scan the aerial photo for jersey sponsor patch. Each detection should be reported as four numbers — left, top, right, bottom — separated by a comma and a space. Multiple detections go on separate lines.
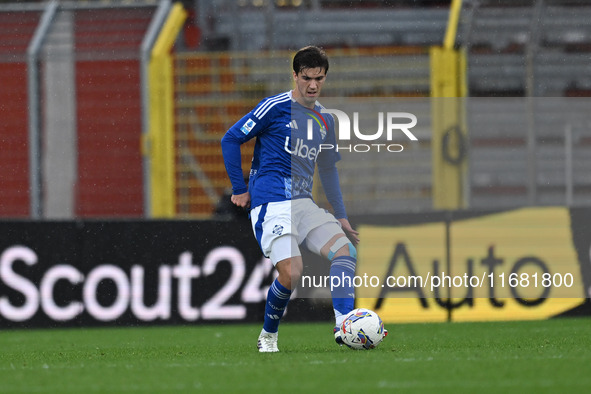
240, 118, 257, 135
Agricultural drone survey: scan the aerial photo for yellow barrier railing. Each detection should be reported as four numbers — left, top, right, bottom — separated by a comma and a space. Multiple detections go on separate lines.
147, 3, 187, 217
430, 0, 468, 210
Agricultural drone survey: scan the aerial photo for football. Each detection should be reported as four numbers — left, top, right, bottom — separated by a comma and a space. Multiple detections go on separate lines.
340, 308, 387, 350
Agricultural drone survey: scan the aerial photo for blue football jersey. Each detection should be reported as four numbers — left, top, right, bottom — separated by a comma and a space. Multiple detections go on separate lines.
221, 91, 341, 210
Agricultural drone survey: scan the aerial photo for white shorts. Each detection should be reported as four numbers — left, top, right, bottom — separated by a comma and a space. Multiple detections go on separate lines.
250, 199, 343, 264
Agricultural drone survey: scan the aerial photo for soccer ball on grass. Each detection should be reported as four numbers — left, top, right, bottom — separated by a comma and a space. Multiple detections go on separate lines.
340, 308, 387, 350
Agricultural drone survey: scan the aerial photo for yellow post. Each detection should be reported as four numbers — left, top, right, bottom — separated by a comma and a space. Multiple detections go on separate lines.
147, 3, 187, 217
444, 0, 463, 51
430, 0, 468, 210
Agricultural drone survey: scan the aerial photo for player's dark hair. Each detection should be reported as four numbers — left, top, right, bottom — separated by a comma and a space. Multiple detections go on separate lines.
293, 46, 329, 75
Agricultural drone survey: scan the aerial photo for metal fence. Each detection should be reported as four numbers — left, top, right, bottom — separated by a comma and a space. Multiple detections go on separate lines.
172, 51, 591, 218
172, 47, 432, 216
2, 0, 591, 219
170, 0, 591, 218
0, 0, 165, 219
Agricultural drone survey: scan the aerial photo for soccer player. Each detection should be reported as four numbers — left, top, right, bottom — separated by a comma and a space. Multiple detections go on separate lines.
221, 46, 358, 352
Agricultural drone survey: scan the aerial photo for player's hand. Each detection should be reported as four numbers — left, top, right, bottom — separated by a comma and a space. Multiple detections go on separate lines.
231, 192, 251, 209
338, 218, 360, 245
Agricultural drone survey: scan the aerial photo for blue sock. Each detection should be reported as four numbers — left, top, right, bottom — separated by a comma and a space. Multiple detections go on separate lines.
330, 256, 356, 325
262, 278, 292, 333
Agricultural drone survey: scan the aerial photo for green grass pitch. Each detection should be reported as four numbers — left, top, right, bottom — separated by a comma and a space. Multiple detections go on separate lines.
1, 318, 589, 393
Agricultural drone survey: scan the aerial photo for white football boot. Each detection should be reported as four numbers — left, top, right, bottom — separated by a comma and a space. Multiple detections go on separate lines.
257, 330, 279, 353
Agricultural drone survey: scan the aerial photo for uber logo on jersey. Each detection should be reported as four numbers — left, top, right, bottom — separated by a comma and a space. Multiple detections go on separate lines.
240, 118, 257, 135
284, 136, 318, 161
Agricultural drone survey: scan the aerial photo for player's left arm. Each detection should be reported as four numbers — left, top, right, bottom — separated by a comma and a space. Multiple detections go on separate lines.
317, 110, 359, 244
317, 163, 359, 244
221, 107, 269, 199
338, 217, 360, 245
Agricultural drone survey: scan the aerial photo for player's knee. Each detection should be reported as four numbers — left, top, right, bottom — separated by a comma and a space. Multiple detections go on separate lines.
328, 236, 357, 260
338, 242, 357, 259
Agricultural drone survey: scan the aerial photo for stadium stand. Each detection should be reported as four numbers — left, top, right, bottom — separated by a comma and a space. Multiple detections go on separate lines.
458, 0, 591, 209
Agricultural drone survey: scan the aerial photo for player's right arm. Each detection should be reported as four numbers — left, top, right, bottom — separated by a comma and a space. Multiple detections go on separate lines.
221, 108, 268, 205
221, 125, 248, 196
